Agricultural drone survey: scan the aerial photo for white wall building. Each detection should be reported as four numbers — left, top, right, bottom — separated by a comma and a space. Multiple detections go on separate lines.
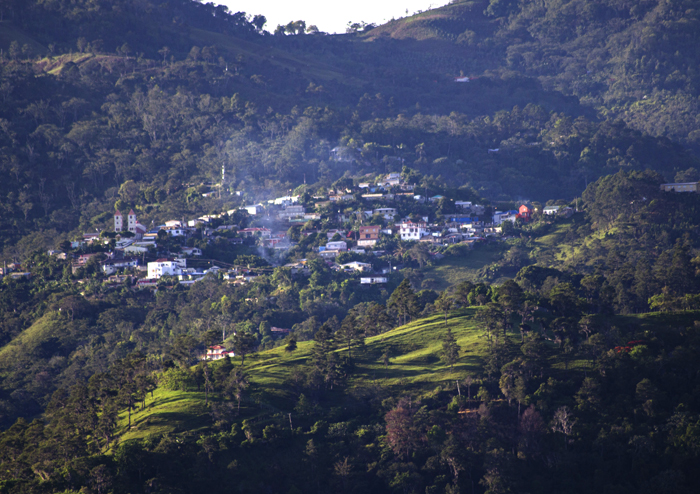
277, 205, 306, 221
326, 240, 348, 251
114, 211, 123, 232
240, 204, 264, 215
493, 211, 519, 225
147, 258, 186, 279
399, 221, 429, 241
361, 277, 387, 284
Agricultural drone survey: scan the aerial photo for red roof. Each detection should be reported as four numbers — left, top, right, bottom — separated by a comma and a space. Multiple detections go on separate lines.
115, 210, 122, 216
208, 345, 225, 350
128, 209, 136, 215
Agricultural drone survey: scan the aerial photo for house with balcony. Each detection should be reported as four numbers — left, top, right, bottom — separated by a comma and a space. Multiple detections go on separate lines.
358, 225, 380, 247
399, 221, 429, 241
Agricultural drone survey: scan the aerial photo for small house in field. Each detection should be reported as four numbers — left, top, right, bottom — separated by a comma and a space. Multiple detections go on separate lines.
203, 345, 235, 361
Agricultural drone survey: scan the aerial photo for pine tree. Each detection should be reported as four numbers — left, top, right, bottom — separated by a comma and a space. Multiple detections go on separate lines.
337, 314, 364, 363
388, 279, 419, 326
311, 323, 340, 389
441, 328, 461, 370
435, 291, 454, 325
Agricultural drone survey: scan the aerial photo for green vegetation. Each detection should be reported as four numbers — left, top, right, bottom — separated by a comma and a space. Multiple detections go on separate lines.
116, 388, 211, 442
1, 0, 700, 492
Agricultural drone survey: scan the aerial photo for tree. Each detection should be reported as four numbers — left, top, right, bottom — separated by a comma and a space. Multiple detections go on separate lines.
464, 375, 474, 403
285, 335, 297, 352
170, 335, 198, 368
551, 406, 575, 450
252, 15, 267, 32
158, 46, 171, 63
381, 350, 391, 374
336, 314, 364, 363
499, 359, 528, 416
384, 398, 421, 459
233, 332, 256, 366
441, 328, 461, 370
225, 368, 249, 414
198, 361, 213, 405
497, 280, 523, 335
388, 279, 419, 326
362, 303, 393, 335
408, 242, 431, 268
435, 291, 455, 324
454, 281, 475, 307
479, 303, 506, 347
310, 323, 340, 390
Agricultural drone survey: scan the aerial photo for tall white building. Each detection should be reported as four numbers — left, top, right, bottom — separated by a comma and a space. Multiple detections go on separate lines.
127, 209, 137, 232
114, 211, 123, 232
399, 221, 429, 241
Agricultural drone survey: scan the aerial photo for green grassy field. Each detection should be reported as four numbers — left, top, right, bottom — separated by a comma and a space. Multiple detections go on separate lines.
117, 388, 211, 442
0, 312, 60, 370
106, 308, 700, 444
421, 247, 506, 290
116, 310, 492, 442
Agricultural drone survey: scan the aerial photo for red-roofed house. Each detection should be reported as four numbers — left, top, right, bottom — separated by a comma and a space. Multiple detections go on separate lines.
204, 345, 235, 360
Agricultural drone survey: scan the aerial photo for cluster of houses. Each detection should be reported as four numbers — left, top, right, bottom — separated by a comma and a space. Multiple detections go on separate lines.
30, 172, 578, 288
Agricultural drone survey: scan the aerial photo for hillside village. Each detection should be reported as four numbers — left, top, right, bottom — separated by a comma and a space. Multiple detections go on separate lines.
0, 172, 582, 288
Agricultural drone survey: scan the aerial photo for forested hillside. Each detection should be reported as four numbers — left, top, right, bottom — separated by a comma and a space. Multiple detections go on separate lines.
1, 0, 700, 256
1, 1, 700, 493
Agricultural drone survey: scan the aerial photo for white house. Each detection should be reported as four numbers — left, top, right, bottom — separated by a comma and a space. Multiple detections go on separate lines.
543, 205, 561, 215
163, 225, 187, 237
373, 207, 397, 220
124, 245, 149, 254
147, 258, 186, 279
380, 172, 401, 187
326, 240, 348, 251
240, 204, 264, 215
269, 195, 299, 206
319, 249, 341, 259
277, 205, 306, 221
399, 221, 429, 241
361, 276, 387, 284
203, 345, 235, 361
101, 257, 139, 275
340, 261, 372, 272
493, 211, 519, 225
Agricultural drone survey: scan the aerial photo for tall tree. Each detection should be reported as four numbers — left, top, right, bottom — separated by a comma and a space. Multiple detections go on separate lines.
337, 314, 364, 364
435, 291, 455, 325
441, 328, 461, 370
388, 279, 419, 326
